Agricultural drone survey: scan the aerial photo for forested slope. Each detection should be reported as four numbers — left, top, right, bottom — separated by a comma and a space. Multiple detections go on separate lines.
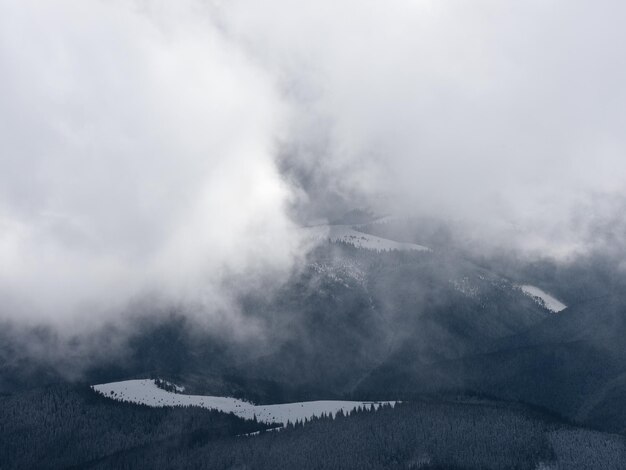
0, 385, 268, 469
2, 385, 624, 469
90, 399, 626, 470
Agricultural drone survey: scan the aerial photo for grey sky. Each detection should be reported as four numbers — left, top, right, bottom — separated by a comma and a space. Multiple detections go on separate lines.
220, 0, 626, 254
0, 1, 303, 326
1, 0, 626, 325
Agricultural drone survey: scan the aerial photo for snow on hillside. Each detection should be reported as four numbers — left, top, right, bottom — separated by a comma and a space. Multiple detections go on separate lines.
311, 260, 366, 287
520, 285, 567, 313
92, 379, 394, 427
307, 225, 429, 252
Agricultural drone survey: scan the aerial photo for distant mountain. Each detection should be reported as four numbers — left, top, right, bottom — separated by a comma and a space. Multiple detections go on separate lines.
3, 218, 626, 438
3, 384, 625, 469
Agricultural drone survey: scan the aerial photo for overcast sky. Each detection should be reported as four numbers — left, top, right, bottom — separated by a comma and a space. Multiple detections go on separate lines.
1, 0, 626, 326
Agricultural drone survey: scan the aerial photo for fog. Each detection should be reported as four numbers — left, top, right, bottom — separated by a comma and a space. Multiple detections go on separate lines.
2, 0, 626, 329
0, 1, 304, 328
220, 0, 626, 256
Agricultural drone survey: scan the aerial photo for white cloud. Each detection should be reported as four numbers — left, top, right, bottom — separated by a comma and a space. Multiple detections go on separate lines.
219, 0, 626, 256
0, 0, 303, 326
2, 0, 626, 329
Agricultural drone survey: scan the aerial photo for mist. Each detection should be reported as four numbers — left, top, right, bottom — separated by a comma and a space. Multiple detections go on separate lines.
0, 0, 305, 329
2, 0, 626, 333
220, 0, 626, 257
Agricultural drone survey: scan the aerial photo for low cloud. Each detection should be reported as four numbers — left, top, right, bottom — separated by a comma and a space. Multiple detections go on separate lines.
220, 0, 626, 257
0, 1, 304, 328
2, 0, 626, 332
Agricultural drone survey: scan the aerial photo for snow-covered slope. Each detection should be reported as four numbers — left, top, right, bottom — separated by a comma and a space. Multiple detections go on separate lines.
308, 225, 429, 252
520, 285, 567, 313
92, 379, 394, 427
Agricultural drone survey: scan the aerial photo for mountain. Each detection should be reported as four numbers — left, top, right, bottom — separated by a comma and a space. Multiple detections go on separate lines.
3, 217, 626, 468
340, 220, 626, 433
2, 383, 625, 470
0, 220, 567, 401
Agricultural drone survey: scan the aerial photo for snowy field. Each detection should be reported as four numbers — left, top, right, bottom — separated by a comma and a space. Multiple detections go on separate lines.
307, 224, 430, 252
92, 379, 394, 426
520, 285, 567, 312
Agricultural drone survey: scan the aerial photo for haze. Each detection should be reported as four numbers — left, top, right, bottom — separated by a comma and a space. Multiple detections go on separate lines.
1, 0, 625, 327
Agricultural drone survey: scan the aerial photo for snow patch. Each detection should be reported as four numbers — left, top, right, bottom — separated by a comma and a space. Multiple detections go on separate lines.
520, 285, 567, 313
307, 225, 429, 252
310, 260, 366, 287
92, 379, 395, 427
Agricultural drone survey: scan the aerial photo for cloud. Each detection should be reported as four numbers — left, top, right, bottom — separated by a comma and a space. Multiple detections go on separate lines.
0, 0, 304, 327
2, 0, 626, 330
218, 0, 626, 256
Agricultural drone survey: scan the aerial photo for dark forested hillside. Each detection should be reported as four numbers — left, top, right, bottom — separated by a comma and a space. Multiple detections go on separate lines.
3, 225, 626, 468
0, 239, 552, 402
356, 294, 626, 434
3, 385, 622, 470
0, 385, 269, 470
